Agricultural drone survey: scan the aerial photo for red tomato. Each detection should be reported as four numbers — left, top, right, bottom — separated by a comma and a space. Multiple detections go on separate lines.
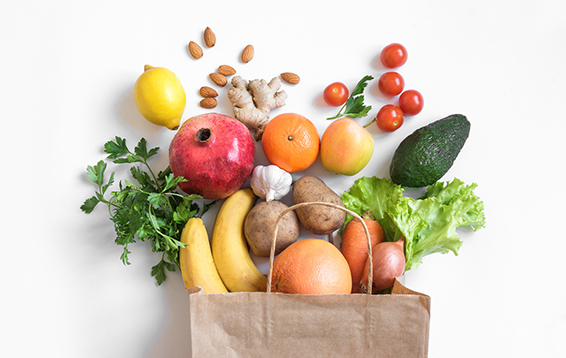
376, 105, 404, 132
380, 43, 408, 69
323, 82, 349, 106
399, 90, 424, 115
378, 72, 405, 96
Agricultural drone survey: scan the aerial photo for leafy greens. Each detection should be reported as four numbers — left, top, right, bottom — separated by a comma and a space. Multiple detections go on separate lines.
341, 176, 485, 271
81, 136, 216, 285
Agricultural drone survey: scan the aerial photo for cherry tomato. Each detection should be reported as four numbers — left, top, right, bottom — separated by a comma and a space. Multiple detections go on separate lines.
376, 105, 404, 132
323, 82, 349, 107
380, 43, 408, 69
399, 90, 424, 115
378, 72, 405, 96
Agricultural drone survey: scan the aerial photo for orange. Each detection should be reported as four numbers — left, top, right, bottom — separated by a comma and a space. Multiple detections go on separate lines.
271, 238, 352, 295
261, 113, 320, 173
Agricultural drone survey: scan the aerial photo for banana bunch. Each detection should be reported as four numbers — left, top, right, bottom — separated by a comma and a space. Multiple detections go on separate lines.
179, 188, 266, 293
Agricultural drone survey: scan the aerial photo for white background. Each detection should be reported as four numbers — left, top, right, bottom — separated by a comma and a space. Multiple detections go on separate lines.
2, 1, 565, 357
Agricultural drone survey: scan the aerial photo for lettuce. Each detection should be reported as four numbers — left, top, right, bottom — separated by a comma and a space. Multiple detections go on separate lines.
341, 177, 485, 271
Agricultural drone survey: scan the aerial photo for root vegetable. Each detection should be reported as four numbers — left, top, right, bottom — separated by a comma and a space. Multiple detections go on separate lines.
292, 176, 346, 236
244, 200, 299, 257
359, 238, 405, 293
341, 217, 385, 293
227, 76, 287, 141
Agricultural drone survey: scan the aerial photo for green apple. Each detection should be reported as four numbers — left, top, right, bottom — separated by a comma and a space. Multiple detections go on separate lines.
320, 118, 374, 175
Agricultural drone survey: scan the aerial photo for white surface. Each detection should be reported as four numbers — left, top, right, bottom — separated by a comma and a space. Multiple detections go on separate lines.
2, 1, 565, 357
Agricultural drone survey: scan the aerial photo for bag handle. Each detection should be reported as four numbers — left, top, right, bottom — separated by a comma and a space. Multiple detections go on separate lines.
267, 202, 373, 295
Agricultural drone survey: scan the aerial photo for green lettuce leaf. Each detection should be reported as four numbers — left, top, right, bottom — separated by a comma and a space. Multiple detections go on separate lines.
341, 177, 486, 271
341, 176, 404, 239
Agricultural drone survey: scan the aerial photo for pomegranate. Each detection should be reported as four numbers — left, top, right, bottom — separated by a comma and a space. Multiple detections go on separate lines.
169, 113, 255, 200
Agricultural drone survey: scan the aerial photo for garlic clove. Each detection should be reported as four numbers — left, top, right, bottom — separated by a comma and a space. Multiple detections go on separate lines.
250, 165, 293, 202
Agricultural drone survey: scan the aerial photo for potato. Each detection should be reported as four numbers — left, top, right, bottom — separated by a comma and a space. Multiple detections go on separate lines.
244, 200, 300, 257
292, 176, 346, 235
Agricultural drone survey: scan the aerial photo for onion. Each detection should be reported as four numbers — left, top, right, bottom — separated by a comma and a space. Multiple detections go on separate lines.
359, 237, 405, 293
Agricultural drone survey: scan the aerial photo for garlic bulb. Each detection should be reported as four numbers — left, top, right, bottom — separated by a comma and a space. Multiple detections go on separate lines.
250, 165, 292, 202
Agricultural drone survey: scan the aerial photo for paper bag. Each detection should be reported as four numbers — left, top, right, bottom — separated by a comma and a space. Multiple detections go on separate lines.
187, 279, 430, 357
187, 202, 431, 357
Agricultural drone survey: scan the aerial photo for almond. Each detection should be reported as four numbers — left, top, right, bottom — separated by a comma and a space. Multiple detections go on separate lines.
200, 97, 217, 109
218, 65, 236, 76
204, 27, 216, 48
281, 72, 300, 84
241, 44, 254, 63
209, 72, 227, 87
188, 41, 203, 59
199, 86, 218, 98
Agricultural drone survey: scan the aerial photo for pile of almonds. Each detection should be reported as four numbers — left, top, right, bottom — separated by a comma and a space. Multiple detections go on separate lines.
200, 65, 237, 108
187, 27, 300, 109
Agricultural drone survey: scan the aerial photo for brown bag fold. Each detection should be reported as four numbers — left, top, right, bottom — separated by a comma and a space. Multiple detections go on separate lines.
187, 201, 431, 357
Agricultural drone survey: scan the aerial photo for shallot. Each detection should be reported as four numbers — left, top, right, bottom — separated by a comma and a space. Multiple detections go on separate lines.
359, 237, 405, 293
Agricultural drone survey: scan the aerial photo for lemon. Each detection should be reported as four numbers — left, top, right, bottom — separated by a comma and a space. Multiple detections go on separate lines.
134, 65, 186, 130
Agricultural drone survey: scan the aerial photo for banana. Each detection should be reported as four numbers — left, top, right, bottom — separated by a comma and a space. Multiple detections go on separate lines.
179, 217, 228, 294
211, 188, 267, 292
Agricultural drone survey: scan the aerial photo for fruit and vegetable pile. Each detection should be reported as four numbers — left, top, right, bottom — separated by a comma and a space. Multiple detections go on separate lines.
82, 27, 485, 295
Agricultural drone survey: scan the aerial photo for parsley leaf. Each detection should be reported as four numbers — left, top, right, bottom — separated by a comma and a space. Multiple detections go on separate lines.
327, 75, 374, 120
86, 160, 107, 186
80, 196, 99, 213
134, 138, 159, 160
151, 257, 177, 286
104, 136, 129, 159
81, 136, 215, 285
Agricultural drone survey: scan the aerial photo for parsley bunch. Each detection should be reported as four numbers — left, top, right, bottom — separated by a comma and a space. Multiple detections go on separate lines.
81, 136, 216, 285
327, 75, 374, 120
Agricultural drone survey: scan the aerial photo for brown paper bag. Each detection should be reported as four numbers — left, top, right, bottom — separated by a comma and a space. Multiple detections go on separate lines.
186, 202, 431, 357
187, 280, 430, 357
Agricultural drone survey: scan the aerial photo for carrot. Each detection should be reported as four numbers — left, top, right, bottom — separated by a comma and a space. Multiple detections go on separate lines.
340, 218, 385, 293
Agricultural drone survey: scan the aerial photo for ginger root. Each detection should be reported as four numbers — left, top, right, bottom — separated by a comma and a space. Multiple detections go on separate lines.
228, 76, 287, 141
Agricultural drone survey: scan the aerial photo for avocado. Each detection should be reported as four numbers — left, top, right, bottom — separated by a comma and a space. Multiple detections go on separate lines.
389, 114, 470, 188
